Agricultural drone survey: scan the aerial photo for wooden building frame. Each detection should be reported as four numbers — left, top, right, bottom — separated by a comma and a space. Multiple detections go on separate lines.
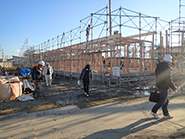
23, 3, 185, 83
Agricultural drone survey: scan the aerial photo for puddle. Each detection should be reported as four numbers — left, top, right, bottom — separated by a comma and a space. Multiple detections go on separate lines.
134, 90, 150, 96
136, 86, 156, 90
89, 88, 98, 91
134, 85, 156, 96
135, 88, 183, 96
139, 91, 150, 96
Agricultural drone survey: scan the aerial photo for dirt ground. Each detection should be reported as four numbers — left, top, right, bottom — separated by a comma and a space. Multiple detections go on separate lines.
0, 72, 185, 116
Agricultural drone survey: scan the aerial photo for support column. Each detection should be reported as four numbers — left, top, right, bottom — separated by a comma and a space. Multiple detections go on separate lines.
140, 43, 143, 72
127, 44, 129, 73
181, 32, 184, 73
152, 34, 155, 71
166, 30, 169, 54
160, 31, 164, 60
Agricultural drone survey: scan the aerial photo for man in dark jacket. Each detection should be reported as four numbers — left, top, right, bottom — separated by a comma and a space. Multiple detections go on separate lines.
32, 61, 45, 99
151, 55, 178, 119
79, 64, 92, 96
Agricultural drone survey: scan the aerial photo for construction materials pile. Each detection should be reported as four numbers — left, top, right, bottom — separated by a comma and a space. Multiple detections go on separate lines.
0, 75, 22, 101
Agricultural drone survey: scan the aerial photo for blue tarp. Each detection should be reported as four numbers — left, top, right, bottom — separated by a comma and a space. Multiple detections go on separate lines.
20, 68, 31, 76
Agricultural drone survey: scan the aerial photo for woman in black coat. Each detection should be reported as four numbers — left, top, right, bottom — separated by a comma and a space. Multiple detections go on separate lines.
79, 64, 92, 96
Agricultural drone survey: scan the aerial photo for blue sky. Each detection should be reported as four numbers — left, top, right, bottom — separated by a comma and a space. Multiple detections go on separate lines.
0, 0, 183, 58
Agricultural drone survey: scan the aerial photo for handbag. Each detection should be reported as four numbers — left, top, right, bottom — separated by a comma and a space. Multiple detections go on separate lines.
149, 89, 160, 103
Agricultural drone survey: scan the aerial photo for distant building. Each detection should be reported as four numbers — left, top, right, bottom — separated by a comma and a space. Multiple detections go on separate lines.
7, 56, 24, 67
0, 59, 4, 67
0, 59, 12, 68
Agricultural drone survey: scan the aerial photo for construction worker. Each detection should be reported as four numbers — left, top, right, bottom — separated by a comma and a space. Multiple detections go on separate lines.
86, 24, 90, 42
31, 60, 45, 99
43, 62, 53, 86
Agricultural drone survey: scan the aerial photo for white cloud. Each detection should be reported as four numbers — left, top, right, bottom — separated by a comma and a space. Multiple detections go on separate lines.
16, 49, 22, 53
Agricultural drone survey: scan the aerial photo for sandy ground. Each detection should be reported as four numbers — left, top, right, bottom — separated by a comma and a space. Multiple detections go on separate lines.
0, 72, 185, 117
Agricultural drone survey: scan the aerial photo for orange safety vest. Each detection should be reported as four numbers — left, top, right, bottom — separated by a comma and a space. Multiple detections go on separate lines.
33, 64, 38, 68
33, 64, 44, 71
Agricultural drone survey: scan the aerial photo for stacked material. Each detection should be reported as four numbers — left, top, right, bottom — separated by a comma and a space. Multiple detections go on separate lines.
22, 79, 34, 93
0, 75, 22, 101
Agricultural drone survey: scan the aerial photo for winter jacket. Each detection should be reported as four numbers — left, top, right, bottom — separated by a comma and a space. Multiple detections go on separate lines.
31, 66, 44, 81
79, 65, 92, 82
43, 66, 53, 76
155, 62, 176, 91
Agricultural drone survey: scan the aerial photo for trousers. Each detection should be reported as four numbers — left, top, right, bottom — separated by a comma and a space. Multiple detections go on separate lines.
83, 81, 89, 94
45, 75, 52, 86
152, 89, 169, 116
33, 80, 41, 98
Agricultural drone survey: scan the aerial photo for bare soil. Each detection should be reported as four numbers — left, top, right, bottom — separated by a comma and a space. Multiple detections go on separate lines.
0, 72, 185, 116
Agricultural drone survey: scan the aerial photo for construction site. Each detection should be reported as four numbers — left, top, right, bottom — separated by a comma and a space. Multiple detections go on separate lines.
1, 1, 185, 138
1, 0, 185, 116
20, 1, 185, 85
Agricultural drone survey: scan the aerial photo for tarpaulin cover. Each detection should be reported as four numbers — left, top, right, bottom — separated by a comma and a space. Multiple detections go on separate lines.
20, 68, 31, 76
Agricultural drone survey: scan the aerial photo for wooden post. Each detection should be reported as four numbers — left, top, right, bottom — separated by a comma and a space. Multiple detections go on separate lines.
127, 44, 129, 72
64, 48, 66, 72
110, 44, 113, 73
140, 44, 143, 72
181, 32, 184, 73
117, 45, 120, 68
131, 45, 135, 69
113, 45, 117, 66
166, 30, 169, 54
133, 44, 137, 69
151, 34, 155, 71
70, 46, 72, 73
160, 31, 164, 59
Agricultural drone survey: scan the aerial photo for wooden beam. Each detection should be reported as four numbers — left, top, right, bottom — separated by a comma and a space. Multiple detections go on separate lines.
166, 30, 169, 54
125, 31, 156, 38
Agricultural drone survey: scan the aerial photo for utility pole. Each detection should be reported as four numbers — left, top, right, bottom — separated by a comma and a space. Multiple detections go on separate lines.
109, 0, 112, 36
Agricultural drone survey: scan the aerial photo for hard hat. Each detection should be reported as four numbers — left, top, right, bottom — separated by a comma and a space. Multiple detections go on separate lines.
38, 60, 45, 66
163, 55, 172, 63
46, 62, 49, 65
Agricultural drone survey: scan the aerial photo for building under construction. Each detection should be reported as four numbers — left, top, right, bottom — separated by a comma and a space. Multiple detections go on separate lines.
22, 1, 185, 84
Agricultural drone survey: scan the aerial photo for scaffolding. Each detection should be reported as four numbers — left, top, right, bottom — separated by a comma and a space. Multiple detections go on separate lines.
23, 2, 185, 84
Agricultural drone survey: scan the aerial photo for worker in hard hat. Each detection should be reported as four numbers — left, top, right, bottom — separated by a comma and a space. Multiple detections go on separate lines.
150, 55, 178, 119
31, 60, 45, 99
43, 62, 53, 86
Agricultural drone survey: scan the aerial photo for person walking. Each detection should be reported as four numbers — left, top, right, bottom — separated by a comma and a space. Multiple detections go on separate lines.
79, 64, 92, 96
43, 62, 53, 86
151, 55, 178, 119
31, 60, 45, 99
